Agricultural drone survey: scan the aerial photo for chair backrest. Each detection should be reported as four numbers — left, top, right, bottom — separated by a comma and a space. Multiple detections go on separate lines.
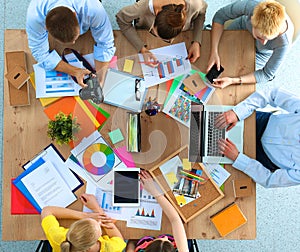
277, 0, 300, 43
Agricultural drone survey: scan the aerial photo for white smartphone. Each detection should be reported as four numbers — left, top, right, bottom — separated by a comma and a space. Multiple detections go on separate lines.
113, 168, 140, 207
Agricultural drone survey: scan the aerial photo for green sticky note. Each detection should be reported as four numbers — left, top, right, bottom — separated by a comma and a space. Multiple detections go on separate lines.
108, 128, 124, 144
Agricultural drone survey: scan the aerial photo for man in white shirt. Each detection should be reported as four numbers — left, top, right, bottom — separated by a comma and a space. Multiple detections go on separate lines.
216, 88, 300, 188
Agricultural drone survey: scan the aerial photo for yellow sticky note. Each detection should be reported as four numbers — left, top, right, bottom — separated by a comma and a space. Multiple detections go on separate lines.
182, 159, 191, 170
175, 195, 187, 206
123, 59, 134, 73
166, 172, 178, 186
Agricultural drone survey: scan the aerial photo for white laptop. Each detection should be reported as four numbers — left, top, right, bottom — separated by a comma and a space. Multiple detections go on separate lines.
189, 103, 244, 164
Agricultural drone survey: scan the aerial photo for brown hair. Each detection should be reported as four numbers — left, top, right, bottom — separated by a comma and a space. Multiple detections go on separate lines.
154, 4, 186, 40
144, 240, 176, 252
60, 219, 100, 252
45, 6, 79, 43
251, 0, 286, 37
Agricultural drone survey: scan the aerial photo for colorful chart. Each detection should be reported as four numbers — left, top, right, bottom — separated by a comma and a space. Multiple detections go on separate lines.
83, 143, 115, 175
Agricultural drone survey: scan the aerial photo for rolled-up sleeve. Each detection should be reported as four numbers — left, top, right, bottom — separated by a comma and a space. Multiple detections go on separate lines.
89, 5, 115, 62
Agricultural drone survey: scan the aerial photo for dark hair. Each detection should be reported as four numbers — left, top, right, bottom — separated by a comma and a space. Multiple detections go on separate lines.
154, 4, 186, 40
45, 7, 79, 43
144, 240, 176, 252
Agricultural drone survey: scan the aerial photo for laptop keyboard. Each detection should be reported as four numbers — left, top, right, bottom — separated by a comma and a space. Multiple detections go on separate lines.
207, 112, 225, 157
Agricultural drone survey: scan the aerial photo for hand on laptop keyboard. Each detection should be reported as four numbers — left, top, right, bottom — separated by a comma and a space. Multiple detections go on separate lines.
214, 110, 239, 131
218, 138, 239, 161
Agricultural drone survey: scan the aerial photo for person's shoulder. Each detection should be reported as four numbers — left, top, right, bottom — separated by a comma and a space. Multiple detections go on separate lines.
99, 236, 126, 251
188, 0, 207, 11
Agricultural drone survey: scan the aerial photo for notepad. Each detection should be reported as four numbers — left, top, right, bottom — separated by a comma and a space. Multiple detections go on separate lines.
210, 202, 247, 237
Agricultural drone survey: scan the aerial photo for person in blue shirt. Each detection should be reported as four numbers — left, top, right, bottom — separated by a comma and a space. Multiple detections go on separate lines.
26, 0, 115, 87
215, 88, 300, 188
207, 0, 294, 88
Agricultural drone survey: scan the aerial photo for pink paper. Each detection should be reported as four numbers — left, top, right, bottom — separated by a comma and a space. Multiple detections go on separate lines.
114, 146, 136, 168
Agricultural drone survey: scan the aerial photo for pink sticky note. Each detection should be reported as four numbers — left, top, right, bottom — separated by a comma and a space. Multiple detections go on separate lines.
114, 146, 136, 168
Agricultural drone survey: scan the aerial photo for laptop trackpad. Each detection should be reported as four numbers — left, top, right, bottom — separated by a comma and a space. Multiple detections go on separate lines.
227, 125, 243, 151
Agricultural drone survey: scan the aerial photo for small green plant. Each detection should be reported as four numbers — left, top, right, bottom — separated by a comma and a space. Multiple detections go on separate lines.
47, 112, 80, 145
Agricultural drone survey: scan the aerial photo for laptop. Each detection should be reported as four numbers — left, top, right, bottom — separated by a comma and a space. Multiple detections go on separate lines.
189, 102, 244, 164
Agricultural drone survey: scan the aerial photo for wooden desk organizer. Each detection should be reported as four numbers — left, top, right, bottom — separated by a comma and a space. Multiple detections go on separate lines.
5, 51, 30, 106
149, 146, 224, 223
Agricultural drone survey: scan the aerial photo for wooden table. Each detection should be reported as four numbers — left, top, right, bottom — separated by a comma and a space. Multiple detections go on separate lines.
3, 29, 256, 240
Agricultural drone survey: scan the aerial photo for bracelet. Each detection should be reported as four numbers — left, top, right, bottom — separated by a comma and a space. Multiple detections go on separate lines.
238, 76, 242, 85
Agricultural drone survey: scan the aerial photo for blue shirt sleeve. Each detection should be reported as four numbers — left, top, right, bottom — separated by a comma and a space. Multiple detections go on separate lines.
87, 2, 116, 62
233, 153, 300, 188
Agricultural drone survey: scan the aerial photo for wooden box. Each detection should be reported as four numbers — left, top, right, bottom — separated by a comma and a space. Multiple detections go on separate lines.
5, 51, 30, 106
149, 146, 224, 223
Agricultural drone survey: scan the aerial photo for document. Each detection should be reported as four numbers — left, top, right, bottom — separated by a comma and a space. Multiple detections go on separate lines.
21, 160, 77, 209
139, 42, 191, 87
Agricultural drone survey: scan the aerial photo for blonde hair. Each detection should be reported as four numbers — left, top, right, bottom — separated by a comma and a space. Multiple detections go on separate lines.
60, 219, 101, 252
251, 0, 286, 37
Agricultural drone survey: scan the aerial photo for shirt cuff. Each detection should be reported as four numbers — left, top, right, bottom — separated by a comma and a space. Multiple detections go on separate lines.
232, 152, 251, 173
39, 50, 62, 71
232, 106, 249, 121
94, 44, 116, 62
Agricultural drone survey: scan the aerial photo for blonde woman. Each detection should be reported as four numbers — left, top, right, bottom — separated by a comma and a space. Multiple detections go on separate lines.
207, 0, 294, 88
116, 0, 207, 65
41, 194, 126, 252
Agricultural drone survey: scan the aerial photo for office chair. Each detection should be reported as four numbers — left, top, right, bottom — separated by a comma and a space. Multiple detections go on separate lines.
35, 240, 52, 252
277, 0, 300, 43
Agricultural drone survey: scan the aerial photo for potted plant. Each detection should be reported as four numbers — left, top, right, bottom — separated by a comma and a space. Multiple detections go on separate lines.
47, 112, 81, 145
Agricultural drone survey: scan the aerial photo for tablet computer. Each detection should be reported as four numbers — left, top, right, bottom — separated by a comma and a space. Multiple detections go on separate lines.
113, 168, 140, 207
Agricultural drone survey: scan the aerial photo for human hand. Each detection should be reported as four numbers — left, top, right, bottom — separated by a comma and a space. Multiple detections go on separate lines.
73, 68, 90, 88
214, 110, 238, 131
206, 52, 221, 73
211, 77, 233, 89
187, 42, 201, 63
140, 170, 162, 197
85, 212, 115, 229
140, 47, 159, 67
80, 193, 102, 213
218, 138, 239, 161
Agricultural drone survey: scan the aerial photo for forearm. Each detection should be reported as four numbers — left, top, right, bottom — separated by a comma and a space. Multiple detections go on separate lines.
210, 22, 224, 55
95, 60, 109, 86
192, 12, 206, 45
232, 72, 257, 85
155, 195, 181, 223
55, 60, 83, 77
41, 206, 87, 220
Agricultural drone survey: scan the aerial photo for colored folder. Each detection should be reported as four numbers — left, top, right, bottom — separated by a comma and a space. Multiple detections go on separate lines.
44, 96, 109, 147
11, 178, 39, 215
210, 202, 247, 237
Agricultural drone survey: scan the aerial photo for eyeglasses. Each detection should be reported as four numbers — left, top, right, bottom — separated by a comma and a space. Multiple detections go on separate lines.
135, 79, 141, 101
148, 23, 174, 44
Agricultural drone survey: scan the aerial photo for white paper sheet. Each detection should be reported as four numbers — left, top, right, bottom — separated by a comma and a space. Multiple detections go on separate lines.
139, 42, 191, 87
203, 163, 231, 187
21, 160, 77, 209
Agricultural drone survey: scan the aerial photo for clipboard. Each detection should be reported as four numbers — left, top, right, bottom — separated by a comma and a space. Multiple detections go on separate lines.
102, 69, 147, 112
22, 144, 83, 192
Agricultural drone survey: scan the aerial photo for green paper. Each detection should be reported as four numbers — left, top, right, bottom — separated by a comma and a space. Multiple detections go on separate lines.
108, 128, 124, 144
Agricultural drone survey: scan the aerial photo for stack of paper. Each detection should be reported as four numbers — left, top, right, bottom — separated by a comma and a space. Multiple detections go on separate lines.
12, 144, 82, 213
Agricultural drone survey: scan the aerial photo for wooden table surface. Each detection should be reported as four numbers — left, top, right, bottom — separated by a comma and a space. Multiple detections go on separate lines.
3, 29, 256, 240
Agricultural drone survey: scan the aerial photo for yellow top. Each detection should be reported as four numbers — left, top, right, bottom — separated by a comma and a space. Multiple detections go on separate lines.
41, 215, 126, 252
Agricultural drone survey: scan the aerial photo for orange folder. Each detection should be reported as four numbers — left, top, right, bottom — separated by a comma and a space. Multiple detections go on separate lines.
44, 96, 108, 147
210, 202, 247, 237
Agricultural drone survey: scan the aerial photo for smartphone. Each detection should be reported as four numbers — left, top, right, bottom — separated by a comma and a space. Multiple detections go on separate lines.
205, 64, 224, 83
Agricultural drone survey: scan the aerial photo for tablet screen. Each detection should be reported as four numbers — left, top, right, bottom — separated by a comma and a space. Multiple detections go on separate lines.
113, 168, 140, 206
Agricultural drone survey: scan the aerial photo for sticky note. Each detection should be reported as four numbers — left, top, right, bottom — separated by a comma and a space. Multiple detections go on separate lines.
108, 128, 124, 144
175, 194, 186, 206
123, 59, 134, 73
182, 159, 191, 170
166, 172, 178, 186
